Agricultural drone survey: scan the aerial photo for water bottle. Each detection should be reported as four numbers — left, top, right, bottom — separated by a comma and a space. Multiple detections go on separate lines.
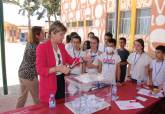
112, 85, 118, 101
49, 94, 56, 109
136, 80, 142, 90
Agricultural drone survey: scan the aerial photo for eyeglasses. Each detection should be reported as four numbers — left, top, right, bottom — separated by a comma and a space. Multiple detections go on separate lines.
57, 53, 61, 65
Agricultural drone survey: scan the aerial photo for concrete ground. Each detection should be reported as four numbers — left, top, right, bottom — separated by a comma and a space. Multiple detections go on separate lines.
0, 42, 34, 113
0, 85, 34, 113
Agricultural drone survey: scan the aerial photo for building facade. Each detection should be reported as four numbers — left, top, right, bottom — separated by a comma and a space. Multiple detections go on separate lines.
61, 0, 165, 55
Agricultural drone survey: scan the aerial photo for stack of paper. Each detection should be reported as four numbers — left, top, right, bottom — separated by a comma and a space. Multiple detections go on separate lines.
65, 94, 110, 114
137, 88, 163, 98
75, 73, 105, 83
115, 100, 144, 110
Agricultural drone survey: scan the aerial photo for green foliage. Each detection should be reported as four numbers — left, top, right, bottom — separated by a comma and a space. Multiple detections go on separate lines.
2, 0, 19, 5
42, 0, 60, 15
19, 0, 40, 16
36, 0, 60, 20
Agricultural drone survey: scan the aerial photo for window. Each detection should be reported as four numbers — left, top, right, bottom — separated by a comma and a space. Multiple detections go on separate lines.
86, 20, 93, 26
72, 22, 77, 27
66, 22, 71, 27
67, 20, 93, 27
107, 13, 115, 35
78, 21, 84, 27
120, 11, 131, 34
9, 29, 16, 37
136, 8, 151, 35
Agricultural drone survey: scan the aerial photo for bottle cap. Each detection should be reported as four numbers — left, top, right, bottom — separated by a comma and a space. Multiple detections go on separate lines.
50, 94, 54, 97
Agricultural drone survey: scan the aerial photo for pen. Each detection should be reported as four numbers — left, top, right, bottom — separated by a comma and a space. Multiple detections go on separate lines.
129, 100, 137, 103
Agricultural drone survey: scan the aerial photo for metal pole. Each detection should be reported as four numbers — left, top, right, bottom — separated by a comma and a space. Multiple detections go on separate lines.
114, 0, 119, 39
0, 0, 8, 95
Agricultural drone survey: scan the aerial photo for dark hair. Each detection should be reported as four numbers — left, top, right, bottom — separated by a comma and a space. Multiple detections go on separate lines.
70, 32, 78, 37
66, 34, 71, 43
90, 36, 99, 49
156, 45, 165, 53
105, 32, 113, 39
107, 38, 116, 46
71, 35, 81, 43
119, 37, 126, 43
29, 26, 42, 44
83, 40, 91, 51
48, 21, 67, 38
88, 32, 95, 37
135, 39, 145, 52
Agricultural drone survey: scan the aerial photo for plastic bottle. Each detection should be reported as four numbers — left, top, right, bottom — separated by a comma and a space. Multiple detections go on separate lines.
136, 80, 142, 90
112, 85, 118, 101
49, 94, 56, 109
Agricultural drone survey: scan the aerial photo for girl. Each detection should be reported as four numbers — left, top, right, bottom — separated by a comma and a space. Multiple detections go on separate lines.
83, 36, 102, 74
127, 39, 152, 82
16, 26, 44, 108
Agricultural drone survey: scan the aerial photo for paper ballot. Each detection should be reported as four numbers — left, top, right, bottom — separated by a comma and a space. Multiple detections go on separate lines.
75, 73, 105, 83
137, 88, 163, 98
115, 100, 144, 110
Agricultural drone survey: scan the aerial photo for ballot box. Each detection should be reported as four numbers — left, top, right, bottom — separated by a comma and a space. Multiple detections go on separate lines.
65, 73, 112, 114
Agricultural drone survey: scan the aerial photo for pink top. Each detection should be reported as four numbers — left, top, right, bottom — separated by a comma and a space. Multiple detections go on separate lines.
36, 39, 75, 103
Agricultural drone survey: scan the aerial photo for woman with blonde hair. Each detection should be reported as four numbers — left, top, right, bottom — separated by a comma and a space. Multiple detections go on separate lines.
36, 21, 79, 103
16, 26, 44, 108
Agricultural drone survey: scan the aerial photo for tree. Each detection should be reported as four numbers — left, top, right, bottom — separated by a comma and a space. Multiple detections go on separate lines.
18, 0, 40, 33
37, 0, 61, 28
2, 0, 19, 5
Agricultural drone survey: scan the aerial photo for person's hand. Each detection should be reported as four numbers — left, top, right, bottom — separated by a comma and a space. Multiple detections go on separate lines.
82, 55, 92, 62
57, 65, 70, 74
125, 75, 131, 81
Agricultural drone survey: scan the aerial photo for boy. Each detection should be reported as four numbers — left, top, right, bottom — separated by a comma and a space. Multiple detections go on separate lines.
99, 32, 113, 53
66, 35, 83, 75
150, 45, 165, 93
99, 38, 121, 84
117, 37, 129, 83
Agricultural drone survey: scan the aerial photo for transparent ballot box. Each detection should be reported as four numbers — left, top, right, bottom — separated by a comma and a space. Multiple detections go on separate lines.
65, 73, 112, 114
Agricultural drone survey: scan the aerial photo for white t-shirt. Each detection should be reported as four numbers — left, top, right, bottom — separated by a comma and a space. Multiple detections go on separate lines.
99, 53, 121, 84
85, 49, 100, 74
65, 43, 72, 53
98, 43, 118, 54
150, 60, 165, 86
66, 47, 84, 75
127, 52, 152, 81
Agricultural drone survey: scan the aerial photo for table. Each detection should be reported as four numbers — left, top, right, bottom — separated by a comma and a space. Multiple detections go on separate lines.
1, 81, 161, 114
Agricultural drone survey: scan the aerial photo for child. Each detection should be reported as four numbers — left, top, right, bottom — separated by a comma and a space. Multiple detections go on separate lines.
150, 45, 165, 92
66, 35, 83, 75
117, 37, 129, 83
127, 39, 151, 82
83, 36, 102, 74
99, 32, 113, 53
99, 38, 121, 84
